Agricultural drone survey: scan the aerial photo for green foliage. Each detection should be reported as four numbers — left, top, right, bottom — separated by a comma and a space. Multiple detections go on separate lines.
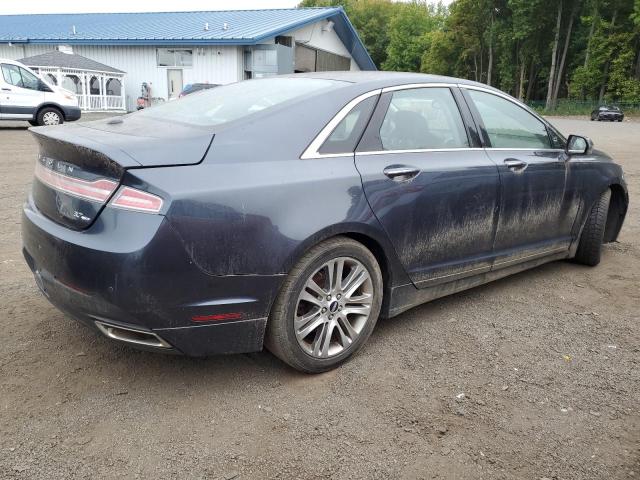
382, 2, 446, 72
298, 0, 640, 105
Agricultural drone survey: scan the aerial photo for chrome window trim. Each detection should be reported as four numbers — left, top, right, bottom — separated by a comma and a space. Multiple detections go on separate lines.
301, 82, 565, 160
300, 88, 382, 160
485, 148, 564, 152
356, 148, 484, 156
355, 147, 563, 156
381, 82, 458, 93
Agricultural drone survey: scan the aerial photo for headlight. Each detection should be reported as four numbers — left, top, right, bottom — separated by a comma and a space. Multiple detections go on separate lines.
63, 93, 75, 100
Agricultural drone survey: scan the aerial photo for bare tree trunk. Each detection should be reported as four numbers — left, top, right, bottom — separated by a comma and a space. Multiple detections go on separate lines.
473, 54, 479, 82
546, 0, 563, 110
526, 58, 537, 101
518, 61, 526, 100
635, 47, 640, 80
584, 3, 598, 67
598, 8, 617, 102
487, 8, 494, 86
552, 3, 577, 105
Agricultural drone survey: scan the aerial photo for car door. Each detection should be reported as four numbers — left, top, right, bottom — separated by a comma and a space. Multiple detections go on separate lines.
0, 63, 44, 119
354, 85, 501, 287
462, 87, 579, 265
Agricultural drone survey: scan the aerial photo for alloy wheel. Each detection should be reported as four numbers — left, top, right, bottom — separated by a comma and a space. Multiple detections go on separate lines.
294, 257, 373, 358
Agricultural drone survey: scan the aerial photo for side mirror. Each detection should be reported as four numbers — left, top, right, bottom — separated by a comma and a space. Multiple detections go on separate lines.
566, 134, 593, 155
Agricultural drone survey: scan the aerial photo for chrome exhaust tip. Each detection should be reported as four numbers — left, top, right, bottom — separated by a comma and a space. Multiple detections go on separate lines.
95, 321, 172, 349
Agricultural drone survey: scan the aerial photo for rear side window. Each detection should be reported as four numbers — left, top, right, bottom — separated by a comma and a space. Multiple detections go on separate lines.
379, 87, 469, 151
319, 96, 377, 155
468, 90, 551, 149
138, 78, 345, 127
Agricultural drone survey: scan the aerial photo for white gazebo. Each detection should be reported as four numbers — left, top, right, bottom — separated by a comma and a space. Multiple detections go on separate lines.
19, 49, 126, 112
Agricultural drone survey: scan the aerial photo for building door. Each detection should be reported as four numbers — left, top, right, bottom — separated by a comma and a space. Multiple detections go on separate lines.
167, 69, 183, 100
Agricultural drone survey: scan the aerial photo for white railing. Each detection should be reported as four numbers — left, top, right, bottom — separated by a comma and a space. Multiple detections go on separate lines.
78, 95, 125, 111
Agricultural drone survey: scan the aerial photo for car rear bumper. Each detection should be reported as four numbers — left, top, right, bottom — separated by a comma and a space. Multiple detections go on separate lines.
22, 196, 283, 356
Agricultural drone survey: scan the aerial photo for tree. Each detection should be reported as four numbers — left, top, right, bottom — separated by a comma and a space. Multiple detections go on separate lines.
298, 0, 640, 106
382, 1, 445, 72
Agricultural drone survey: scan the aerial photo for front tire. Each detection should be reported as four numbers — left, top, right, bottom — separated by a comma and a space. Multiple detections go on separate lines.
265, 237, 383, 373
36, 107, 64, 126
574, 189, 611, 266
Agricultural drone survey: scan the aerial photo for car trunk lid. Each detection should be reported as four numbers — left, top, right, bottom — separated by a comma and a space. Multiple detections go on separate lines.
30, 117, 214, 230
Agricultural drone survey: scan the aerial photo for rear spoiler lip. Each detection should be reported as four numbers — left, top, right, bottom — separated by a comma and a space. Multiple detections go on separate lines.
30, 124, 215, 169
29, 125, 142, 168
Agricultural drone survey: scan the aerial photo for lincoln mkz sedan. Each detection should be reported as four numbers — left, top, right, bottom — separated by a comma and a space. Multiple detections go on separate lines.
22, 72, 628, 372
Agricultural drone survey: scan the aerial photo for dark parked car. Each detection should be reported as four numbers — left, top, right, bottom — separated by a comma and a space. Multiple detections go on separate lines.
591, 105, 624, 121
22, 72, 628, 373
178, 82, 219, 97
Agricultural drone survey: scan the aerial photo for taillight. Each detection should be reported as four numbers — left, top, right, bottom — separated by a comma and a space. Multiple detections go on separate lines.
109, 186, 163, 214
34, 161, 118, 203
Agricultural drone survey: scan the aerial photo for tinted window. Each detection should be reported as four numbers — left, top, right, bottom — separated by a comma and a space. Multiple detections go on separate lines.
138, 78, 345, 127
379, 88, 469, 151
2, 64, 40, 90
319, 96, 377, 155
468, 90, 551, 149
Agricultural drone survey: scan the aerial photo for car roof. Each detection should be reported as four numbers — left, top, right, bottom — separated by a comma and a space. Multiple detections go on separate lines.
285, 71, 495, 91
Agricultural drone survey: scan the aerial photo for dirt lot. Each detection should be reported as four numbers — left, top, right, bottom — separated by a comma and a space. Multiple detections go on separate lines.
0, 116, 638, 480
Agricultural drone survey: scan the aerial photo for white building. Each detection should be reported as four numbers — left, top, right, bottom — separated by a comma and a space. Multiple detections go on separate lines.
0, 7, 375, 112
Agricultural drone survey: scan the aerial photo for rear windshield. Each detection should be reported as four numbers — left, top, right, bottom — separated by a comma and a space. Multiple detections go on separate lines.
138, 78, 344, 127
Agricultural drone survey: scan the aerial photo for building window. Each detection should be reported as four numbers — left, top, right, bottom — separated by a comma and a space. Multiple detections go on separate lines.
157, 49, 193, 67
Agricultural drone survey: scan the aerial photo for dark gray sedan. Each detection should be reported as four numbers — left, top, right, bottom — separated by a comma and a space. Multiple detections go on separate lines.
22, 72, 628, 372
591, 105, 624, 121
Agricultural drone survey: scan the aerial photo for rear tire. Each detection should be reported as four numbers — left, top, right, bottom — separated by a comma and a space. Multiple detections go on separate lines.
265, 237, 383, 373
36, 107, 64, 126
574, 189, 611, 266
28, 120, 38, 126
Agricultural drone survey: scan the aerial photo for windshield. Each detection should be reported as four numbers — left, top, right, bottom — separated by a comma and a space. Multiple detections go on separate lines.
138, 77, 345, 127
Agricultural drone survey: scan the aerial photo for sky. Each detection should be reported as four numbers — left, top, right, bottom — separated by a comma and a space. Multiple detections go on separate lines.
0, 0, 453, 15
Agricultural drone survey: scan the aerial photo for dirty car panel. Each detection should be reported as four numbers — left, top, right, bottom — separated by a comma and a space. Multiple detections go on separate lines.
21, 72, 628, 357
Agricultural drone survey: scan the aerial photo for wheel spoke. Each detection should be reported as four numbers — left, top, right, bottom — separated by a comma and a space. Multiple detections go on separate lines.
346, 293, 373, 305
299, 290, 323, 308
295, 311, 324, 340
343, 305, 371, 316
325, 260, 336, 293
311, 322, 333, 358
305, 278, 327, 298
334, 258, 345, 292
336, 315, 356, 346
343, 266, 368, 298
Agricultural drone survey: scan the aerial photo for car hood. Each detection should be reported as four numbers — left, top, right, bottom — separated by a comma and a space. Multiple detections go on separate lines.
32, 115, 214, 168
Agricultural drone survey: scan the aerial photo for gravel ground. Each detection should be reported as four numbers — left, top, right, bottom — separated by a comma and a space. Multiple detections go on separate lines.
0, 115, 638, 479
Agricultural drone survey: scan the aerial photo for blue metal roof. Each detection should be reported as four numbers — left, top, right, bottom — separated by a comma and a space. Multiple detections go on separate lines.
0, 8, 376, 70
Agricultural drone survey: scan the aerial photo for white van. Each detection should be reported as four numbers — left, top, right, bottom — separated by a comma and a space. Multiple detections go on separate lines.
0, 58, 81, 126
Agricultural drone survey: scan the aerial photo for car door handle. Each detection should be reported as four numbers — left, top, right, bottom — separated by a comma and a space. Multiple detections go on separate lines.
1, 87, 11, 91
504, 159, 528, 172
383, 165, 421, 182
